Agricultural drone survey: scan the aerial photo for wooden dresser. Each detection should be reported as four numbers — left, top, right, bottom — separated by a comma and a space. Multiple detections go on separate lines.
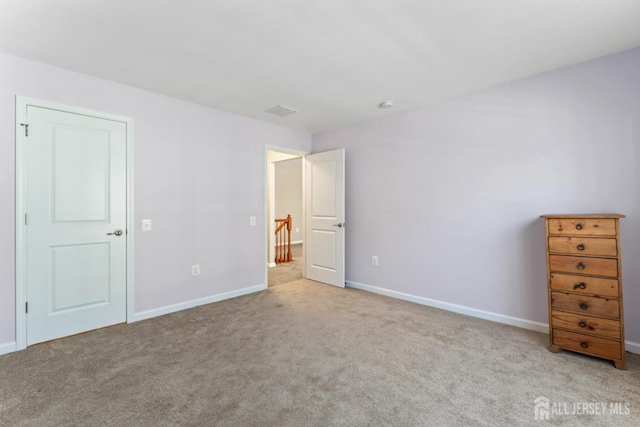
540, 214, 626, 369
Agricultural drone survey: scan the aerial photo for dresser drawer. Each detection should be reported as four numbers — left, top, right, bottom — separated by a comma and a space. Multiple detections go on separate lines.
551, 292, 620, 318
551, 310, 621, 339
549, 255, 617, 277
548, 237, 617, 256
548, 218, 616, 236
550, 273, 619, 298
553, 329, 621, 360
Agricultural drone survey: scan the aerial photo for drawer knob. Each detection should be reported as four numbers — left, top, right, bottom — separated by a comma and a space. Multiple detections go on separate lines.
580, 341, 589, 349
577, 244, 585, 251
578, 320, 587, 328
579, 302, 589, 310
575, 223, 584, 230
577, 262, 586, 270
573, 282, 587, 290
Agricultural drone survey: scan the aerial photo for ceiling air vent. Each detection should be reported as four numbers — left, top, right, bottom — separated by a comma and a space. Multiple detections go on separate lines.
266, 105, 298, 117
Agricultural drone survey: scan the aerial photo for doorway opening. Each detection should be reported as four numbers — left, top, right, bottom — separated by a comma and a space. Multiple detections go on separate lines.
265, 147, 346, 289
266, 149, 305, 287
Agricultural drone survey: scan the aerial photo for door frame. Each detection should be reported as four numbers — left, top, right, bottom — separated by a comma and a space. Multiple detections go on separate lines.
15, 96, 134, 350
264, 145, 308, 288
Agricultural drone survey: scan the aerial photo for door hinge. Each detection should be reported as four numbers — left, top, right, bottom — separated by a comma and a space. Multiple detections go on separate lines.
25, 302, 28, 313
20, 123, 29, 137
24, 213, 28, 226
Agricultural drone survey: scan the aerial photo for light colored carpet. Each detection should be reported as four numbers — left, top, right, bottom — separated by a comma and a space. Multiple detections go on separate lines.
268, 243, 303, 287
1, 279, 639, 426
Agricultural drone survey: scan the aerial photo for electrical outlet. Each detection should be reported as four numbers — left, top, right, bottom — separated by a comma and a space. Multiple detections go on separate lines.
192, 264, 200, 276
372, 256, 378, 266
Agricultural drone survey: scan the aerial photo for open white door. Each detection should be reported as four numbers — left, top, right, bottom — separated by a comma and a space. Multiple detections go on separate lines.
304, 149, 345, 287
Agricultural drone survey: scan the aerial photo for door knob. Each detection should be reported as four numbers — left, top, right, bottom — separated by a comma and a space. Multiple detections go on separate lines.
107, 229, 124, 236
333, 223, 345, 228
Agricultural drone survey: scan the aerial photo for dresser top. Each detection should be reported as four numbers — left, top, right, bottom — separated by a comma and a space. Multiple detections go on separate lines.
540, 213, 625, 219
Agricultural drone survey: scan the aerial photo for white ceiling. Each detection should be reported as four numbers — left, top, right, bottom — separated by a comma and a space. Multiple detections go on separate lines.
1, 1, 639, 133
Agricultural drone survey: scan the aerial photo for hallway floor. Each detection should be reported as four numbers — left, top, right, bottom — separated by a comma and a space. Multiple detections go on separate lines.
268, 243, 302, 287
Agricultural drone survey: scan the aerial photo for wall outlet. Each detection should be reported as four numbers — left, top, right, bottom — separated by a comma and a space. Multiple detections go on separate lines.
372, 256, 378, 266
192, 264, 200, 276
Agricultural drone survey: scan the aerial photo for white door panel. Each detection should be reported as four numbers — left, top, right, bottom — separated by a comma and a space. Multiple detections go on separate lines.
305, 149, 345, 287
52, 126, 110, 221
50, 243, 111, 312
310, 230, 337, 270
26, 106, 127, 345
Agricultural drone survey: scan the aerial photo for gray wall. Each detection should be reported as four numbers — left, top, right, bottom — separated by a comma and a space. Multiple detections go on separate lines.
274, 158, 303, 243
312, 48, 640, 343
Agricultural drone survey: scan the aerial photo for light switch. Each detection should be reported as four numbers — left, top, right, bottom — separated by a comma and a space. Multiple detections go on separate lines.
250, 216, 257, 226
142, 219, 152, 231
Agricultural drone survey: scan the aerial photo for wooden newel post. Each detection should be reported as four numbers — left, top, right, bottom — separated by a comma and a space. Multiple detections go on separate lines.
275, 214, 294, 264
286, 214, 293, 262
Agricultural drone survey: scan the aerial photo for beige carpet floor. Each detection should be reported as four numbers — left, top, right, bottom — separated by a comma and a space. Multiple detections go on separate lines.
268, 243, 303, 287
1, 279, 639, 426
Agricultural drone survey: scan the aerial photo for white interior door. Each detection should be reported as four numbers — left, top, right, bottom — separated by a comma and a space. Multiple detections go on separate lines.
304, 149, 345, 287
25, 105, 127, 345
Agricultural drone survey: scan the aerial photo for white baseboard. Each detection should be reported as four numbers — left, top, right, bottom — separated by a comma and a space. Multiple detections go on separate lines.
275, 240, 303, 247
268, 262, 277, 268
346, 281, 548, 334
626, 341, 640, 355
0, 341, 17, 356
346, 281, 640, 354
5, 282, 637, 357
130, 283, 266, 323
